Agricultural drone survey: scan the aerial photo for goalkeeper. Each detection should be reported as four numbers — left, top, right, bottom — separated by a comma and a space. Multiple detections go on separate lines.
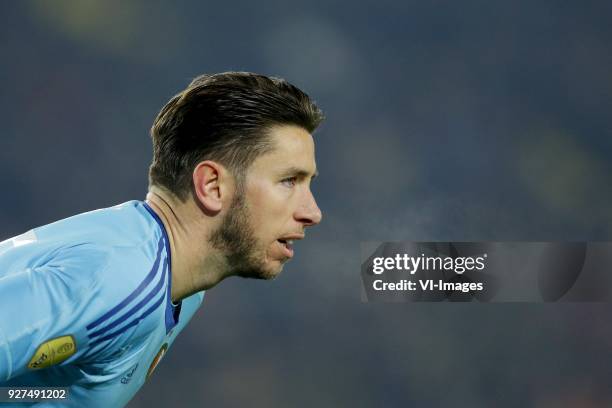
0, 72, 323, 407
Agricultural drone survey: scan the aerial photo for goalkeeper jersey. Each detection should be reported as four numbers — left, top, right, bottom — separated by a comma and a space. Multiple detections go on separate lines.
0, 200, 205, 407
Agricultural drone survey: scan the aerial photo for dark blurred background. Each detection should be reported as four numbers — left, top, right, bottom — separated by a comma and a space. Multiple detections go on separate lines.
2, 1, 612, 407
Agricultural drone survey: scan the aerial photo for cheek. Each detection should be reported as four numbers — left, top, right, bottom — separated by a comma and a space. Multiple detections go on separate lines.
247, 183, 289, 216
246, 184, 293, 236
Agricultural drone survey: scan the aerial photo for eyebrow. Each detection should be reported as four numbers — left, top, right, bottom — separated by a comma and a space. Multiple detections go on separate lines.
279, 166, 319, 180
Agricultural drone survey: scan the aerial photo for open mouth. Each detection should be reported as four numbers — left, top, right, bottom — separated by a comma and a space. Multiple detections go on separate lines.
277, 239, 294, 249
277, 239, 294, 257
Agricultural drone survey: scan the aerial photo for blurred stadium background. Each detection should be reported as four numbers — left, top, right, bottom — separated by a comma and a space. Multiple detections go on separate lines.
2, 1, 612, 406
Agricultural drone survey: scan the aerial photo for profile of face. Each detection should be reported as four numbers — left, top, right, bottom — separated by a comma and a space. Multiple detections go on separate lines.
210, 125, 323, 279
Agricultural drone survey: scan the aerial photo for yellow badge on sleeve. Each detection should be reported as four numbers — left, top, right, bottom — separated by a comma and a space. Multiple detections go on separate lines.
28, 335, 76, 370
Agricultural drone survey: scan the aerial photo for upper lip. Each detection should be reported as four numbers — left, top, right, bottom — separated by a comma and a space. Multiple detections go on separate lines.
278, 234, 305, 241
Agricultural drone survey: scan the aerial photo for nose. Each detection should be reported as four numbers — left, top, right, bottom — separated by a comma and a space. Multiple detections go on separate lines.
295, 189, 322, 227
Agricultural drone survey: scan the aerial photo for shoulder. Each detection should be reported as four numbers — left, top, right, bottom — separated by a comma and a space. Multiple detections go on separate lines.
5, 200, 168, 294
45, 201, 171, 335
34, 201, 159, 248
0, 200, 169, 335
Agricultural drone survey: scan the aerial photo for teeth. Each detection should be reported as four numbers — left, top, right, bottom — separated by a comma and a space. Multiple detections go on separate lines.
287, 240, 293, 245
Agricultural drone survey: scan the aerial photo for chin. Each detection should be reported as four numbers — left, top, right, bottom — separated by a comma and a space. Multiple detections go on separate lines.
237, 260, 285, 280
260, 262, 286, 280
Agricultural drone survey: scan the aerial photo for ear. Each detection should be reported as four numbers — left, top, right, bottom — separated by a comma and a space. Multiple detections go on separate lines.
192, 161, 228, 213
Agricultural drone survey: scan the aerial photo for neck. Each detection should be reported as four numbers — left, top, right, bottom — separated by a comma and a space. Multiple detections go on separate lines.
145, 187, 229, 302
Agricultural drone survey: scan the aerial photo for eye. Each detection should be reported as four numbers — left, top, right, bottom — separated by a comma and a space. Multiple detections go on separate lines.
281, 177, 297, 188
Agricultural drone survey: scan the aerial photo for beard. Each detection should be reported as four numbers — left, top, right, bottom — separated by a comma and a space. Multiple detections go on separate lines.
209, 189, 278, 280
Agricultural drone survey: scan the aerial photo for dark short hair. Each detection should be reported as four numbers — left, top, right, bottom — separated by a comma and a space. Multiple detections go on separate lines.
148, 71, 324, 201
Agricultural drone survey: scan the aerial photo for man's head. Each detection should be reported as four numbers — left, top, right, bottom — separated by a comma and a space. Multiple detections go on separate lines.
148, 72, 323, 279
149, 72, 323, 200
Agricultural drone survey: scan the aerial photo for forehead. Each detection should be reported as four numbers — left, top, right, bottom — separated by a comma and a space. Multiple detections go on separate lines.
250, 125, 317, 174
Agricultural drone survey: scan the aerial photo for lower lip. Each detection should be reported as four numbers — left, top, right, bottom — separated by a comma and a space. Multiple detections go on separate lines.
278, 241, 294, 258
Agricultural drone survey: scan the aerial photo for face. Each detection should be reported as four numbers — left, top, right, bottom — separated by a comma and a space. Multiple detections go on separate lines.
210, 125, 322, 279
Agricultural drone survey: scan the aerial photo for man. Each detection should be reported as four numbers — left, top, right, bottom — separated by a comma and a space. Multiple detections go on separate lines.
0, 72, 323, 407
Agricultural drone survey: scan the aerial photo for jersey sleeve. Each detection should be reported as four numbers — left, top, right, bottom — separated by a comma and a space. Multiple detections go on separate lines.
0, 245, 110, 382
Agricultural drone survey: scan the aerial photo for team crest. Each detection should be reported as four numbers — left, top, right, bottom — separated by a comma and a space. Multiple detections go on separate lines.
28, 335, 76, 370
146, 343, 168, 379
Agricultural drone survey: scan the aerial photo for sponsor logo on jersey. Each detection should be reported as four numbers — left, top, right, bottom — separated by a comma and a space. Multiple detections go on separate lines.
146, 343, 168, 379
121, 363, 139, 384
28, 335, 76, 370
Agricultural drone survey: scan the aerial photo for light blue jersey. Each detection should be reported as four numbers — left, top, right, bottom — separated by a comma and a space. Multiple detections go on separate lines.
0, 201, 204, 407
